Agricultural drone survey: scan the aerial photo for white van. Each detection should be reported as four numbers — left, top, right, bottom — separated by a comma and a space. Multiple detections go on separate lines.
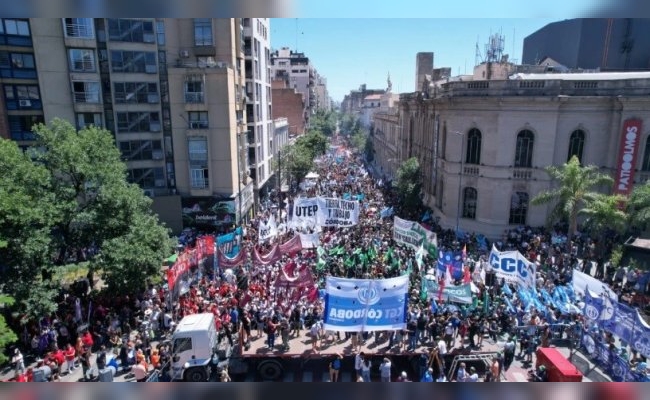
171, 313, 219, 382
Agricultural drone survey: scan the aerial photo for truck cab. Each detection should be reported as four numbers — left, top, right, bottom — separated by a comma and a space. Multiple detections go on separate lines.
171, 313, 219, 382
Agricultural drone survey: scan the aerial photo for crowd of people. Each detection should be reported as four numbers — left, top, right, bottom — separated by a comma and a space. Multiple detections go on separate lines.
5, 135, 650, 383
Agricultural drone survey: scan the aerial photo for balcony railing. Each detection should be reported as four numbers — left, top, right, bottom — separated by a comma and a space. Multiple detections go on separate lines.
185, 92, 204, 103
73, 91, 100, 103
189, 121, 208, 129
463, 165, 479, 176
65, 22, 94, 39
512, 168, 533, 180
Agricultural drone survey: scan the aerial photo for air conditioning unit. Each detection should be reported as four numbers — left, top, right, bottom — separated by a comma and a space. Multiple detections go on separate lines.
18, 99, 31, 107
179, 50, 190, 58
143, 189, 155, 198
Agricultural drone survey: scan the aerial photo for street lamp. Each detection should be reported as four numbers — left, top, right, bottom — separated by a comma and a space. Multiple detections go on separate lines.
453, 131, 465, 233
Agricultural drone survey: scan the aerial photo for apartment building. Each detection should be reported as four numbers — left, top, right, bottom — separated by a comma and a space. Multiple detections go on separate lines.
270, 47, 316, 126
0, 18, 257, 234
242, 18, 274, 206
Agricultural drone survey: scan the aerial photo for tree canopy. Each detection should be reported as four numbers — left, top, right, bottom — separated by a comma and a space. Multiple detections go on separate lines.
0, 118, 174, 318
309, 110, 337, 136
531, 155, 614, 242
275, 130, 329, 183
395, 157, 423, 217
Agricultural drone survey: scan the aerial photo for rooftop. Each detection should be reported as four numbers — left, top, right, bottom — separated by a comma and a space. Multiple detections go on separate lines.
364, 94, 382, 101
510, 71, 650, 81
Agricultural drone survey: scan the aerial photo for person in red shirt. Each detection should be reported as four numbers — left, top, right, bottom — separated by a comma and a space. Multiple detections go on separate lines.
52, 346, 65, 368
65, 343, 76, 372
81, 330, 94, 349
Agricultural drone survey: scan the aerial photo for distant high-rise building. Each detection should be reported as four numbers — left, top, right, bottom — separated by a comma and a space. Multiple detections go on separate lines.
523, 18, 650, 70
415, 52, 434, 91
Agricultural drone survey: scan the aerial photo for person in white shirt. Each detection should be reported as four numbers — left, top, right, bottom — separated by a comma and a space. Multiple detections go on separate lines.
467, 367, 479, 382
380, 358, 392, 382
354, 351, 364, 382
437, 338, 447, 356
456, 362, 468, 382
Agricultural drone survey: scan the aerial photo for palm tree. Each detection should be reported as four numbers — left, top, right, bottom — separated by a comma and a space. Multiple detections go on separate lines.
628, 181, 650, 229
579, 193, 628, 243
531, 155, 613, 243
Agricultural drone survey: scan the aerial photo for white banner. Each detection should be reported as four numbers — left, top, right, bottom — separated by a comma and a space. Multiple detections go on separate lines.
299, 233, 320, 249
316, 197, 360, 228
258, 217, 278, 244
488, 245, 537, 289
572, 269, 618, 301
393, 216, 438, 257
290, 197, 319, 229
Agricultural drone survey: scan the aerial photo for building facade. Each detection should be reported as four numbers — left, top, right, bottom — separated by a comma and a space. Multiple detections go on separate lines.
341, 84, 385, 119
270, 47, 316, 126
242, 18, 274, 206
522, 18, 650, 71
272, 117, 290, 190
389, 71, 650, 238
0, 18, 258, 233
271, 78, 305, 136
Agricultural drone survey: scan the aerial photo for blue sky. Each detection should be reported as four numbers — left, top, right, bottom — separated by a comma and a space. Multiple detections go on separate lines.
270, 18, 560, 102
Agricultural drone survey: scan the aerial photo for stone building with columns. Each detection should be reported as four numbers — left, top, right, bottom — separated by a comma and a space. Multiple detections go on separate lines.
387, 70, 650, 238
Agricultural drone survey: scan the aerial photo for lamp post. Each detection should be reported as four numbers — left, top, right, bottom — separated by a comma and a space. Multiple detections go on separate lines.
454, 131, 465, 233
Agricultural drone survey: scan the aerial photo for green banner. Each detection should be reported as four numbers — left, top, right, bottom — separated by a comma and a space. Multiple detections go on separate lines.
393, 216, 438, 259
422, 278, 473, 304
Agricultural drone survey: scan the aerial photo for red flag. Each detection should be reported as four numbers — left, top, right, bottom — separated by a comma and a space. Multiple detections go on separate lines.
463, 266, 472, 284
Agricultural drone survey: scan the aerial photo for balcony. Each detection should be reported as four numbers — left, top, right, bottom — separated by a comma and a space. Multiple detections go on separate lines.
512, 168, 533, 180
189, 121, 208, 130
463, 165, 479, 176
193, 45, 216, 57
73, 91, 100, 103
185, 92, 204, 103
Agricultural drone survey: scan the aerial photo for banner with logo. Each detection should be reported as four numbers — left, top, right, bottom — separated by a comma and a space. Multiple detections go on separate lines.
437, 250, 464, 280
488, 245, 536, 289
317, 197, 360, 227
299, 233, 320, 249
613, 119, 643, 197
217, 227, 242, 257
258, 217, 278, 244
393, 217, 438, 257
323, 275, 409, 332
290, 197, 320, 229
581, 330, 639, 382
572, 269, 619, 302
421, 278, 473, 304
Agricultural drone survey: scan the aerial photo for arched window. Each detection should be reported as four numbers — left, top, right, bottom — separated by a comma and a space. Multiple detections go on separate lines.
462, 187, 477, 219
465, 128, 482, 165
509, 192, 529, 225
567, 129, 585, 162
514, 130, 534, 168
641, 136, 650, 172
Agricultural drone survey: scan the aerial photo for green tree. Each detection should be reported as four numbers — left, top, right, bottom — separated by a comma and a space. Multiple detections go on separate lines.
395, 157, 423, 217
580, 193, 628, 236
275, 143, 315, 184
296, 130, 328, 158
0, 119, 175, 316
364, 136, 375, 162
628, 181, 650, 229
0, 294, 18, 364
310, 110, 336, 136
350, 130, 367, 153
0, 138, 59, 318
531, 155, 614, 243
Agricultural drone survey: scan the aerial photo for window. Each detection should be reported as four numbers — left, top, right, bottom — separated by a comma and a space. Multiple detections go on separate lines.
173, 338, 192, 353
113, 82, 159, 103
156, 20, 165, 45
567, 129, 585, 163
76, 113, 102, 129
72, 81, 100, 103
184, 77, 204, 103
3, 19, 30, 36
514, 129, 534, 168
465, 128, 482, 165
641, 137, 650, 172
8, 115, 43, 141
189, 137, 208, 189
116, 112, 160, 133
118, 140, 162, 161
107, 19, 155, 43
462, 187, 477, 219
68, 49, 96, 72
193, 19, 213, 46
188, 111, 208, 129
127, 167, 165, 188
63, 18, 94, 39
110, 50, 157, 73
509, 192, 529, 225
4, 84, 41, 109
